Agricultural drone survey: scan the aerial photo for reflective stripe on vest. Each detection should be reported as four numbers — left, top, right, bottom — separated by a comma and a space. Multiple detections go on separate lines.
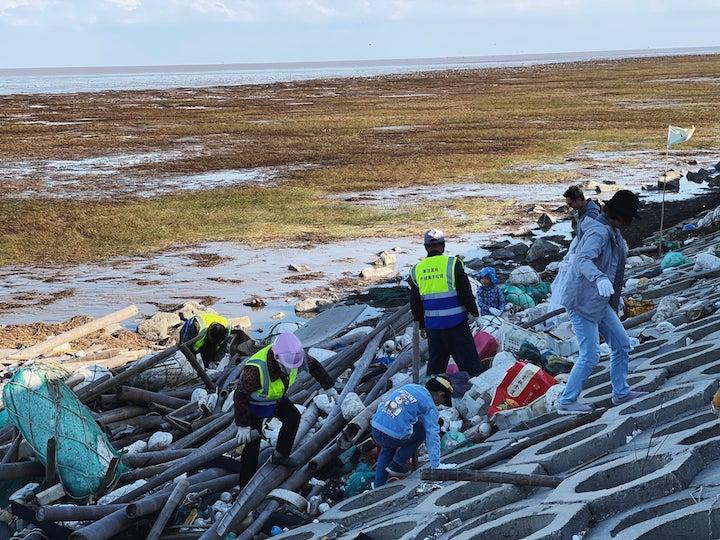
412, 255, 467, 330
187, 312, 230, 352
246, 345, 298, 407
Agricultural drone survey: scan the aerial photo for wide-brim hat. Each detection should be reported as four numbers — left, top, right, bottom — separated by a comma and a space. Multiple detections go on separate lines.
604, 189, 641, 220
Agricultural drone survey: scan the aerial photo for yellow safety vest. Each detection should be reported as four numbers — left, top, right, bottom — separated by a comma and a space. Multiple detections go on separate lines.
411, 255, 466, 330
246, 345, 298, 407
188, 312, 230, 352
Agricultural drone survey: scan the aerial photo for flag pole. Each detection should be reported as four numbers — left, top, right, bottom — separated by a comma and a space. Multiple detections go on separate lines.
658, 140, 669, 256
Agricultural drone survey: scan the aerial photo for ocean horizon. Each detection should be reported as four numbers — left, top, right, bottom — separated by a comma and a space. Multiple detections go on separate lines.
1, 45, 719, 95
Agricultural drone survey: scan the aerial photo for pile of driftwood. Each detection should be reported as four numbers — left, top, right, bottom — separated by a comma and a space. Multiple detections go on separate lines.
0, 303, 418, 539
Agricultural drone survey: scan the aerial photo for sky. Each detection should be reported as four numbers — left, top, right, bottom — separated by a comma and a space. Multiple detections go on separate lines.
1, 0, 720, 69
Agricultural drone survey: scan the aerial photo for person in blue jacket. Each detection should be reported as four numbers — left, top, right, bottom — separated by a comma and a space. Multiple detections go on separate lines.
557, 190, 647, 414
371, 376, 456, 487
475, 267, 506, 316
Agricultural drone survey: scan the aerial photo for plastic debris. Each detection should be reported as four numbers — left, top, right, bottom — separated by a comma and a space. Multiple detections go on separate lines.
507, 266, 540, 285
147, 431, 173, 451
441, 430, 467, 452
660, 251, 690, 270
340, 392, 365, 421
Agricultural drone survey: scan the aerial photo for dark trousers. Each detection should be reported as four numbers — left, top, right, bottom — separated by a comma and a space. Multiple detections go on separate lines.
427, 322, 482, 377
239, 397, 300, 487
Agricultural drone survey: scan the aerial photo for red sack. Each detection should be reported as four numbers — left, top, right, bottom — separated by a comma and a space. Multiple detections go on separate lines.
473, 330, 498, 359
487, 361, 557, 418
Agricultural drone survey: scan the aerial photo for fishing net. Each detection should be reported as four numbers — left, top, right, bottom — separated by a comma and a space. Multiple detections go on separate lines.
128, 351, 197, 391
3, 363, 126, 499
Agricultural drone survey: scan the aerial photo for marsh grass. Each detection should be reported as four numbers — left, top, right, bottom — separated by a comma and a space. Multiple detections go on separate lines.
2, 54, 720, 264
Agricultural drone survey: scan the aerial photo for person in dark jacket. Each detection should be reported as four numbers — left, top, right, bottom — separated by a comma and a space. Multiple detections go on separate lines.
232, 333, 337, 486
408, 229, 483, 377
564, 185, 601, 240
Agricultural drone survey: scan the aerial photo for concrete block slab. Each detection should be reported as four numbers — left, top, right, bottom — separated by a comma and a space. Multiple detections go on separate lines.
634, 342, 720, 377
585, 488, 710, 539
545, 450, 703, 519
487, 412, 565, 442
602, 381, 717, 430
669, 356, 720, 385
672, 312, 720, 342
579, 369, 667, 408
341, 512, 445, 540
413, 463, 541, 522
447, 503, 591, 540
617, 497, 720, 539
273, 522, 339, 540
510, 419, 635, 474
629, 337, 670, 360
318, 478, 423, 528
640, 278, 697, 300
442, 440, 510, 468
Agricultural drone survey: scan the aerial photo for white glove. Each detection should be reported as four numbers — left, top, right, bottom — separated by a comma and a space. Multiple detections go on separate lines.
434, 462, 456, 470
489, 307, 502, 317
322, 388, 339, 403
596, 278, 614, 298
712, 402, 720, 417
236, 426, 252, 445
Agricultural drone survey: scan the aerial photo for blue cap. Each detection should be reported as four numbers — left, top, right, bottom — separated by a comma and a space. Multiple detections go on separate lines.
424, 229, 445, 245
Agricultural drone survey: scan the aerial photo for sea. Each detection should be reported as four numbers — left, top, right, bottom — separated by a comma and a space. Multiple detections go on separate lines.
1, 46, 719, 96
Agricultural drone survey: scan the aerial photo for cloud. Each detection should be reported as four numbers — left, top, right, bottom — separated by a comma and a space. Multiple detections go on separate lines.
0, 0, 45, 15
188, 0, 255, 20
105, 0, 141, 10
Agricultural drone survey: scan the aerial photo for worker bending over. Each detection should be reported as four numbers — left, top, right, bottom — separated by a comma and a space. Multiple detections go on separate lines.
371, 376, 456, 487
408, 229, 483, 376
180, 311, 231, 367
233, 332, 338, 486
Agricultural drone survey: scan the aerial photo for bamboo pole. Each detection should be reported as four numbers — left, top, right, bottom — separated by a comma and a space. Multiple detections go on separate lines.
2, 306, 139, 363
422, 468, 563, 488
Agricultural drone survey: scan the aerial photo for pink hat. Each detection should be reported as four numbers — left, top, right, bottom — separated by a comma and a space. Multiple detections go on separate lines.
272, 333, 304, 368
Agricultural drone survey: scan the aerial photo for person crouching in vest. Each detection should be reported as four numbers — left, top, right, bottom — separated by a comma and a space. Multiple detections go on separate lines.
179, 311, 231, 367
408, 229, 484, 377
233, 332, 338, 487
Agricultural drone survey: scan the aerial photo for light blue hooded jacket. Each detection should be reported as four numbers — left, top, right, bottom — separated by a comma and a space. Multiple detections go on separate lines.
371, 384, 441, 468
560, 215, 627, 322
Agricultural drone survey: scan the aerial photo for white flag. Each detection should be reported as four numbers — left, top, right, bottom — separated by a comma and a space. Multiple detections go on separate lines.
668, 125, 695, 146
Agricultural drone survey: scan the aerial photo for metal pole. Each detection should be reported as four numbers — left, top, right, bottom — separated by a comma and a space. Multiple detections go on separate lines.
659, 142, 670, 256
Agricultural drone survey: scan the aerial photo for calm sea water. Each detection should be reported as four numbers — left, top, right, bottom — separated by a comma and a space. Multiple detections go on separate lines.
1, 47, 718, 96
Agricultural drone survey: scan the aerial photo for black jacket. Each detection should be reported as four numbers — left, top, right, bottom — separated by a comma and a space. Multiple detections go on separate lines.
407, 251, 479, 330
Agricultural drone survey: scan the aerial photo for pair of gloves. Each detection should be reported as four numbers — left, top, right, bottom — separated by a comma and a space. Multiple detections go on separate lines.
235, 387, 339, 444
